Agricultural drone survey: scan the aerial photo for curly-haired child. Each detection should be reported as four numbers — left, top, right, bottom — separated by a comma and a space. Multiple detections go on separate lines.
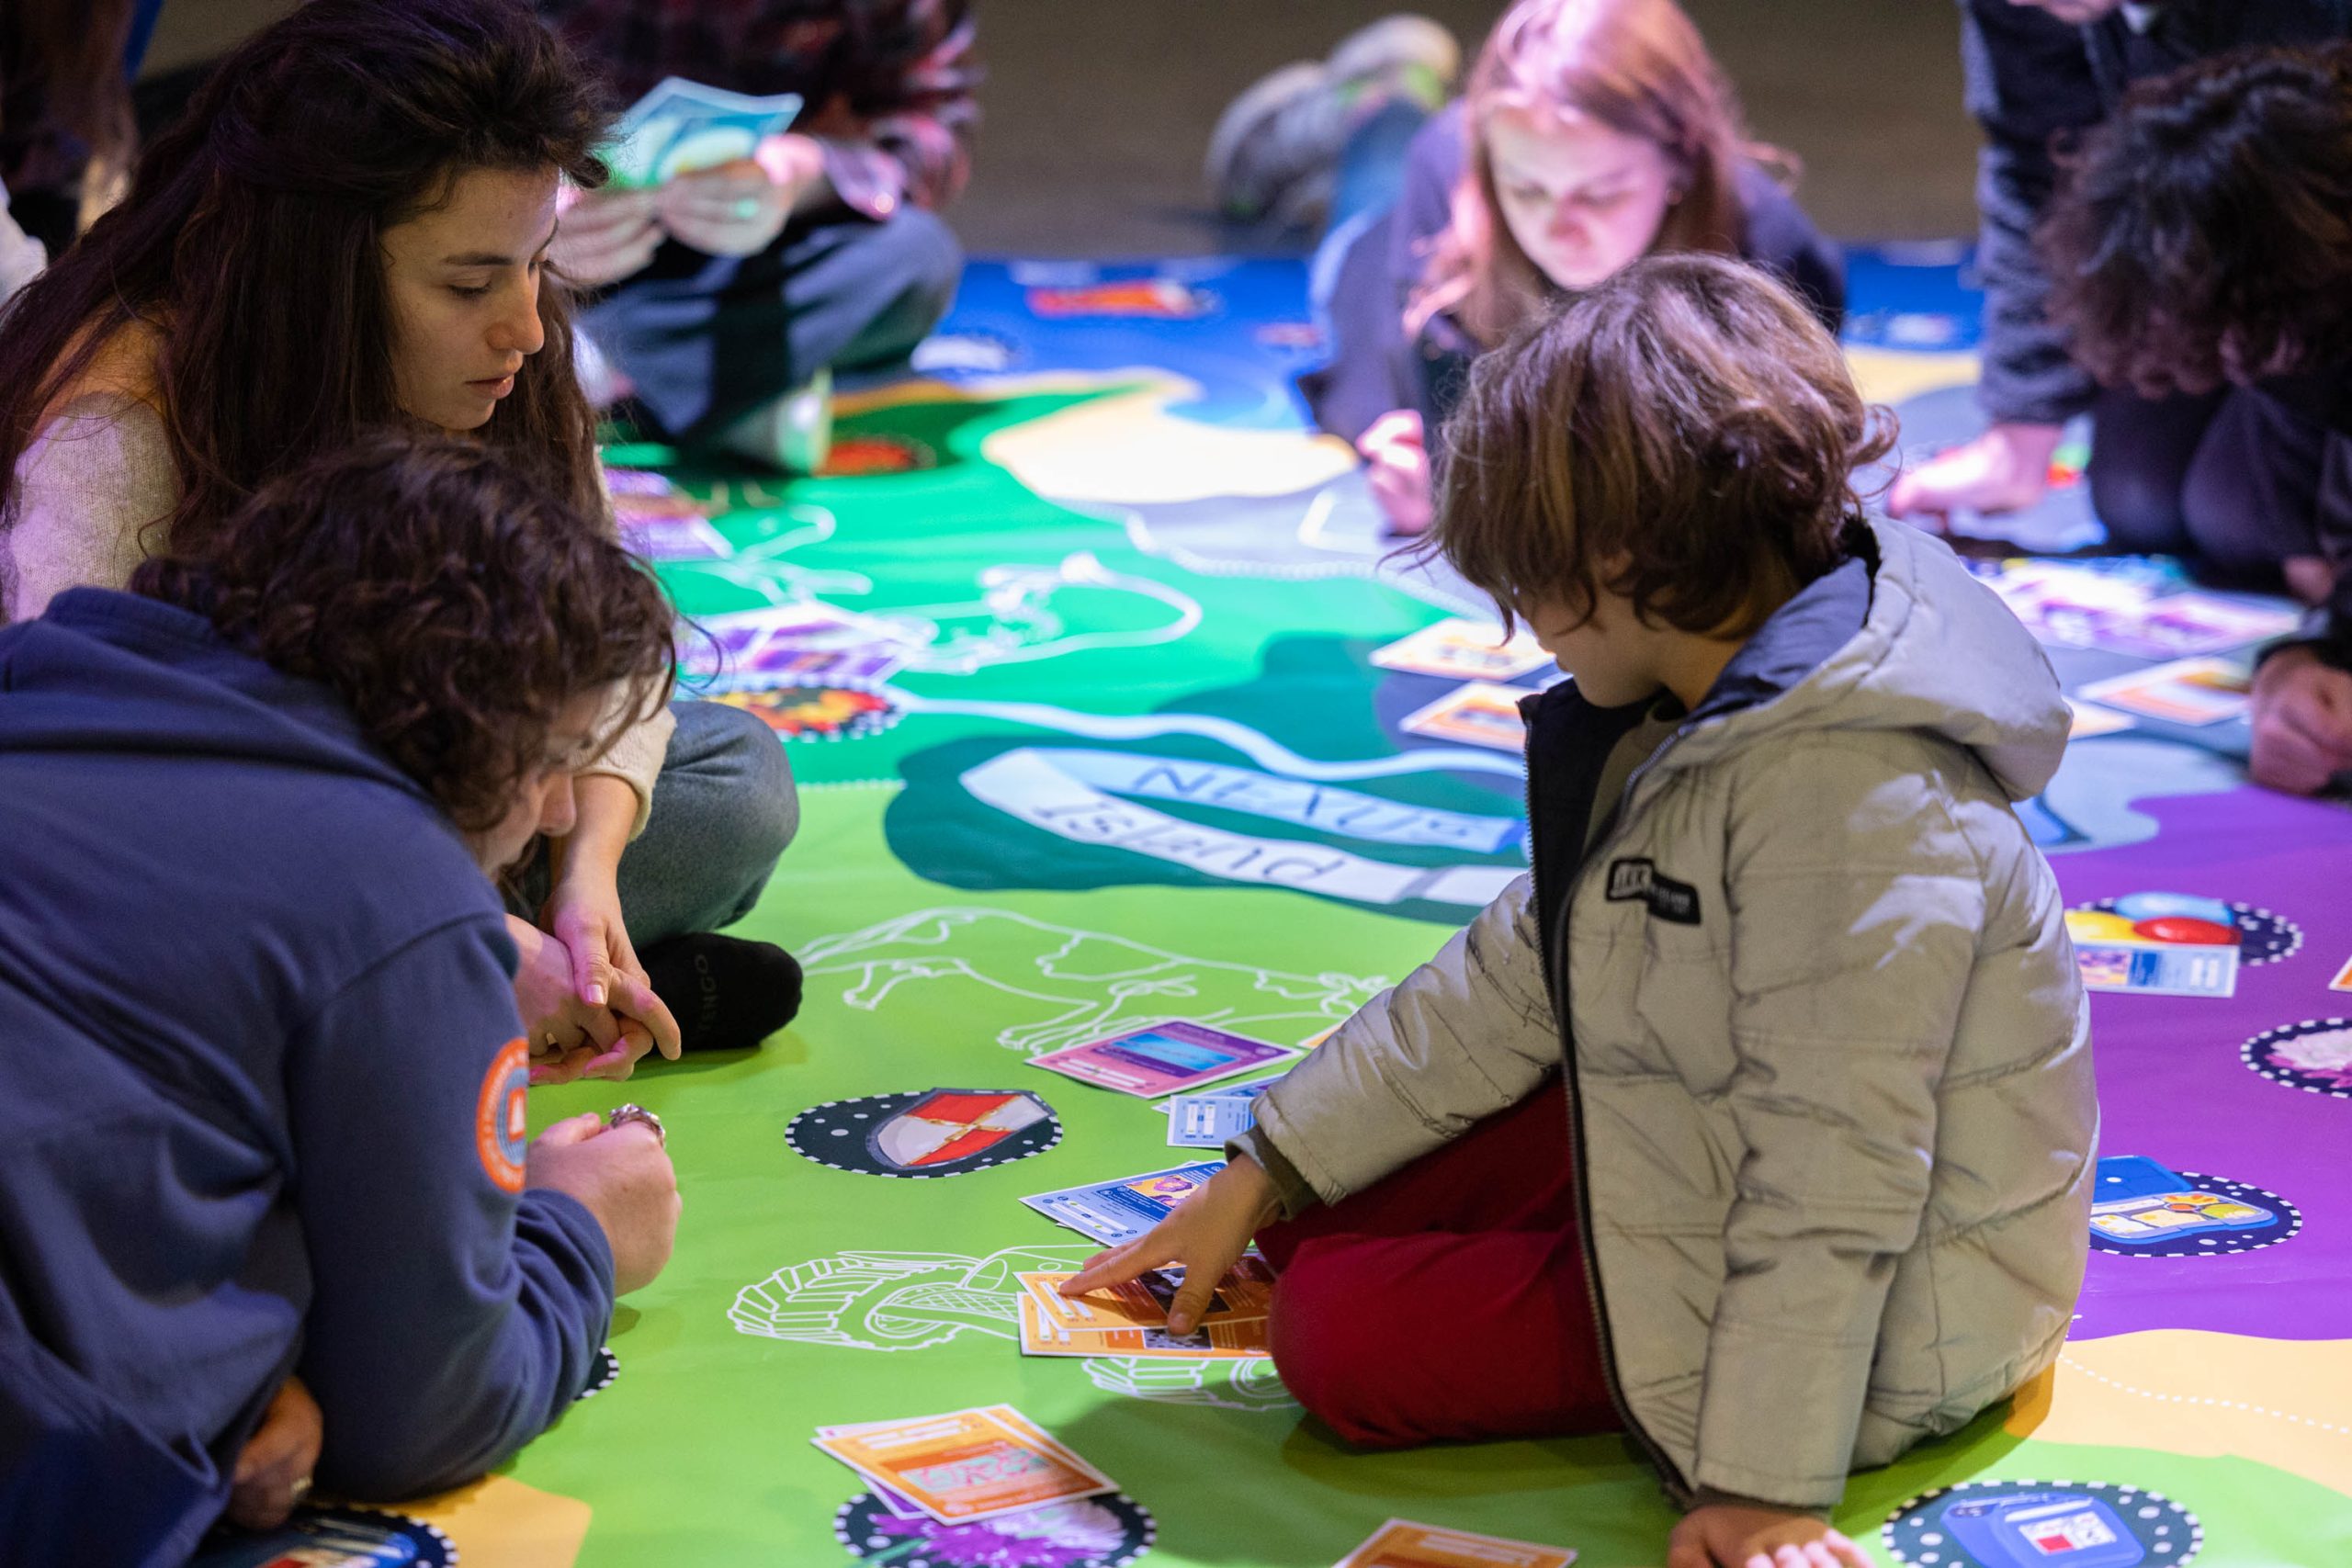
1069, 254, 2097, 1568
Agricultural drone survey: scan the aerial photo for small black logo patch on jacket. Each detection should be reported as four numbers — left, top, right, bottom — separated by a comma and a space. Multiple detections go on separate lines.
1605, 858, 1702, 924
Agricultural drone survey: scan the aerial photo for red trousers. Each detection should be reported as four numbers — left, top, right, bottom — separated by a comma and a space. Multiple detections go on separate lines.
1255, 1079, 1621, 1449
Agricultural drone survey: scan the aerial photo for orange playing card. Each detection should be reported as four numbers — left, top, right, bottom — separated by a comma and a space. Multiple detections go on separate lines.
1333, 1517, 1577, 1568
1018, 1257, 1273, 1332
811, 1405, 1114, 1524
1016, 1295, 1270, 1359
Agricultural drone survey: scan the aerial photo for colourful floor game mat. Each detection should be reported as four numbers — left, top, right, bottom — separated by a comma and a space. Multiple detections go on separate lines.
372, 250, 2352, 1567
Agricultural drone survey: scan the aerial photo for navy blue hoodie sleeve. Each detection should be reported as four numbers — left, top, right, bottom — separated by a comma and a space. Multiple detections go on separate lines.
286, 914, 615, 1501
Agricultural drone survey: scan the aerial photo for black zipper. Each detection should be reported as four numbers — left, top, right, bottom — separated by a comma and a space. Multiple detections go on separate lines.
1529, 718, 1696, 1506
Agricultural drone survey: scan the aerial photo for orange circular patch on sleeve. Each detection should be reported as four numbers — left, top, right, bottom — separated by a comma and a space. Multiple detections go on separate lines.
476, 1036, 532, 1193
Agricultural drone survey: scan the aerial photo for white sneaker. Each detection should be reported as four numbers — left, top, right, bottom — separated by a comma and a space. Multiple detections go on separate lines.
718, 366, 834, 474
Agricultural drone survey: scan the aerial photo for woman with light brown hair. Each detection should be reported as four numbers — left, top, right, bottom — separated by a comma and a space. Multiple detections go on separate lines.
1283, 0, 1845, 534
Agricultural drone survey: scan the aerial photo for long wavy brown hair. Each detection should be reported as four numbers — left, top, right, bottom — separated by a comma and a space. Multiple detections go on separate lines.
0, 0, 613, 562
1409, 0, 1764, 350
132, 434, 677, 835
2040, 42, 2352, 398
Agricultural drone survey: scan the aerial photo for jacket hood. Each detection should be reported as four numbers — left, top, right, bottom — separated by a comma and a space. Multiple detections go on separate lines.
0, 587, 441, 809
1659, 516, 2069, 802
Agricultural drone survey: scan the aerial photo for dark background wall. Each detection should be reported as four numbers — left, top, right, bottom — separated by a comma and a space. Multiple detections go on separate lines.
143, 0, 1982, 255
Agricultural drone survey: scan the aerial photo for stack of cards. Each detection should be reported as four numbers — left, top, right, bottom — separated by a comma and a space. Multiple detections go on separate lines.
607, 469, 737, 563
1398, 682, 1531, 751
1334, 1519, 1578, 1568
1022, 1163, 1223, 1246
2065, 908, 2239, 998
1029, 1021, 1297, 1100
2075, 657, 2254, 728
812, 1406, 1115, 1525
1372, 619, 1553, 682
1013, 1259, 1274, 1359
602, 76, 803, 189
683, 604, 905, 694
1984, 561, 2297, 658
1162, 1077, 1279, 1148
2065, 700, 2134, 740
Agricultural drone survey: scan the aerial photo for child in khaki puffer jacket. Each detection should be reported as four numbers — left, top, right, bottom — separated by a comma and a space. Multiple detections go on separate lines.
1067, 254, 2097, 1568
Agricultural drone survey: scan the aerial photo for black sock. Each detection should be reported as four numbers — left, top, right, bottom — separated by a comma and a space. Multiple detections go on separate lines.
640, 934, 803, 1054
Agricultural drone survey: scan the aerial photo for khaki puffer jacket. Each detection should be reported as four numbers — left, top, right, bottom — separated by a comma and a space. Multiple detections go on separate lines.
1254, 518, 2097, 1510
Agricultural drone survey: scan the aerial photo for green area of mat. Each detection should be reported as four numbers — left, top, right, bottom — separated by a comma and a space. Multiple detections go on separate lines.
508, 387, 2349, 1567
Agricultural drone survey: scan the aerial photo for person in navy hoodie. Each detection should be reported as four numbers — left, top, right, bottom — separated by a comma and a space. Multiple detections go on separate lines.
0, 433, 686, 1563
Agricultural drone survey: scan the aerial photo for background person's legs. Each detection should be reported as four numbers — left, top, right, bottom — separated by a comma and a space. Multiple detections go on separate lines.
2086, 382, 2330, 595
616, 701, 800, 945
2179, 384, 2330, 592
581, 206, 966, 457
2084, 385, 2231, 557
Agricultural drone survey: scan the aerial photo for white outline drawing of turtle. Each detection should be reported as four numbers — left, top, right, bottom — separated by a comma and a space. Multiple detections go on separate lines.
729, 1243, 1300, 1411
799, 907, 1383, 1057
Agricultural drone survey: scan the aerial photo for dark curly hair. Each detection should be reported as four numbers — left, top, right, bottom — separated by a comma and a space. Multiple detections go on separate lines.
130, 434, 678, 835
1431, 252, 1892, 637
2040, 43, 2352, 398
0, 0, 614, 559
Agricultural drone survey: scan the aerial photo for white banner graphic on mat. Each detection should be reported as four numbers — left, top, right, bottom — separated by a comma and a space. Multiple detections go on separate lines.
961, 749, 1522, 908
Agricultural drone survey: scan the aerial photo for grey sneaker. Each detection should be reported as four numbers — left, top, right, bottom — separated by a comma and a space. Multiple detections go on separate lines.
1204, 15, 1461, 225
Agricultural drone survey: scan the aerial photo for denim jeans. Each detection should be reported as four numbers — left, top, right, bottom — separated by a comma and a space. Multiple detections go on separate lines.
581, 205, 965, 446
510, 699, 798, 944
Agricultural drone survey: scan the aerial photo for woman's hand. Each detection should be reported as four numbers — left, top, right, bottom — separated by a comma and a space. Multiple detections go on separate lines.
225, 1375, 323, 1531
1884, 422, 2065, 527
508, 915, 669, 1084
1358, 409, 1434, 537
535, 878, 680, 1081
1060, 1156, 1279, 1336
1667, 1503, 1871, 1568
549, 186, 663, 289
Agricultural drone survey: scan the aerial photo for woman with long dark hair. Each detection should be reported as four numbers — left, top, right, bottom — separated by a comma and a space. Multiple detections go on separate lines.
0, 0, 803, 1075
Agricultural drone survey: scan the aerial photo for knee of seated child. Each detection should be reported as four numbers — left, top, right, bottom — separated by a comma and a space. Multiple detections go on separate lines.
877, 205, 964, 313
697, 702, 801, 869
1265, 1251, 1365, 1425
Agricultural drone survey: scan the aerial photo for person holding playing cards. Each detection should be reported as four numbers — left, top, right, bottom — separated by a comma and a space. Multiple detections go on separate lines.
0, 0, 808, 1083
0, 434, 683, 1561
1068, 256, 2095, 1568
2026, 43, 2352, 797
538, 0, 977, 472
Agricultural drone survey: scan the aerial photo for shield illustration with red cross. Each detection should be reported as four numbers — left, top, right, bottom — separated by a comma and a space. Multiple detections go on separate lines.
786, 1088, 1064, 1179
875, 1090, 1053, 1169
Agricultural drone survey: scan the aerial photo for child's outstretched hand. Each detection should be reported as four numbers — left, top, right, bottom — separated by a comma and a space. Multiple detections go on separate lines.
1060, 1156, 1279, 1336
1667, 1503, 1871, 1568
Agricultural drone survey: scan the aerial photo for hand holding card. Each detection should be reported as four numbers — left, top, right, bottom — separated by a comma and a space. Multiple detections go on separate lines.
1059, 1155, 1279, 1336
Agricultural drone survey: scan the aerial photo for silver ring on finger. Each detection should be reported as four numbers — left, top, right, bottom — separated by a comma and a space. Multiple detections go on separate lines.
607, 1103, 666, 1145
